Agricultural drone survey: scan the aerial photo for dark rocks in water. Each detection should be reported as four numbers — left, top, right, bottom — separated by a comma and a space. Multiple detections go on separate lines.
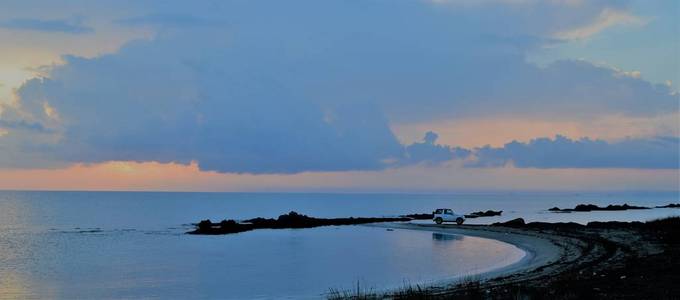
573, 204, 601, 211
465, 210, 503, 218
656, 203, 680, 208
492, 218, 525, 227
193, 219, 251, 234
549, 203, 650, 212
219, 219, 238, 227
401, 213, 434, 220
198, 219, 213, 231
188, 211, 411, 235
595, 203, 649, 211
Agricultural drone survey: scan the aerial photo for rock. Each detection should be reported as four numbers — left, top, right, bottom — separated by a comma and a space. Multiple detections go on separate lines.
401, 213, 434, 220
549, 203, 650, 212
197, 219, 213, 231
493, 218, 525, 227
656, 203, 680, 208
465, 210, 503, 218
189, 212, 411, 235
574, 204, 600, 211
219, 219, 237, 228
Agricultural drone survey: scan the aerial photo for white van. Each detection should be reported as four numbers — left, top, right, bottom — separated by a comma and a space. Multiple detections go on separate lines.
433, 208, 465, 225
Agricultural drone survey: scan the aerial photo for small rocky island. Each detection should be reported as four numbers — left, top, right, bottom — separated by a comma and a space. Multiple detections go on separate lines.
465, 210, 503, 218
188, 211, 411, 235
548, 203, 650, 212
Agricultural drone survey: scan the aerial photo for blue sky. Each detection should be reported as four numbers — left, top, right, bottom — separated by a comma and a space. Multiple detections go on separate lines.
530, 0, 679, 91
0, 0, 677, 191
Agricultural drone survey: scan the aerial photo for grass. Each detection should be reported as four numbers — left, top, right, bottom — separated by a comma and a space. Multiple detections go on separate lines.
327, 276, 485, 300
327, 281, 379, 300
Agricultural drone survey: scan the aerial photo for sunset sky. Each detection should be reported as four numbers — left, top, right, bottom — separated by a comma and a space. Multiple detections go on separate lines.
0, 0, 678, 192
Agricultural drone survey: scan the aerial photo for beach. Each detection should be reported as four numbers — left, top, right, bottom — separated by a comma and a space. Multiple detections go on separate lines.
372, 223, 568, 282
355, 218, 680, 299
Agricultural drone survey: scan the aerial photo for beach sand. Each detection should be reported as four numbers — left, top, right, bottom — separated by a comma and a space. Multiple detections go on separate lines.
359, 219, 679, 299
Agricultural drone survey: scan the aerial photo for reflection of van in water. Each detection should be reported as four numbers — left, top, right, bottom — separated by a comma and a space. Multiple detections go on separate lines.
432, 232, 462, 241
433, 208, 466, 225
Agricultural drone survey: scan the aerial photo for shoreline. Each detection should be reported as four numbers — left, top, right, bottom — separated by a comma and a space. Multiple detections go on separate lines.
369, 222, 573, 285
345, 217, 679, 299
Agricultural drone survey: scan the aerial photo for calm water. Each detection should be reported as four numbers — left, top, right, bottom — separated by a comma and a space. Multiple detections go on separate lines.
0, 191, 678, 299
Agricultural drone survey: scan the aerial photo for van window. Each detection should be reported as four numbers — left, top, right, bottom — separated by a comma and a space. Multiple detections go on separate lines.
444, 209, 452, 214
435, 209, 443, 214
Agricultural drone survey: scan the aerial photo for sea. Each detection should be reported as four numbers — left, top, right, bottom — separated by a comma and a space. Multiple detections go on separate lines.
0, 190, 678, 299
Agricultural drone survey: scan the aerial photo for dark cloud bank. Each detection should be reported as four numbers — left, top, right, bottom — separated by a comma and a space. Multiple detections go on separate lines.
0, 17, 92, 34
0, 1, 677, 173
471, 135, 679, 169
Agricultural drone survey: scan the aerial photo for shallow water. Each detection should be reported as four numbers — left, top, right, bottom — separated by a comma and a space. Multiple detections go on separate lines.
0, 223, 524, 299
0, 191, 678, 298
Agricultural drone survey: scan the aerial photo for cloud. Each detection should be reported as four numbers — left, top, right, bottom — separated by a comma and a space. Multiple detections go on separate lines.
426, 0, 635, 38
0, 119, 52, 133
0, 17, 92, 34
1, 0, 677, 173
470, 135, 679, 169
0, 42, 405, 173
115, 14, 216, 28
402, 132, 471, 165
429, 0, 583, 6
555, 8, 646, 40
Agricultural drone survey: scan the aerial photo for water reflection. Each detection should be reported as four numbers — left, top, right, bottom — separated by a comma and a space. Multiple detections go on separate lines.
432, 232, 462, 242
0, 272, 33, 300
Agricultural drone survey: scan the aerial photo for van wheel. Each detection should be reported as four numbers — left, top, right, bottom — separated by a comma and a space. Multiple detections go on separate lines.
435, 218, 443, 224
456, 218, 464, 225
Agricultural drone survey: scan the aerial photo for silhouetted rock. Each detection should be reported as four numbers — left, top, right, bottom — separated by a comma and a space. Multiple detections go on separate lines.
198, 219, 213, 231
465, 210, 502, 218
493, 218, 525, 227
656, 203, 680, 208
219, 220, 237, 228
549, 203, 650, 212
188, 211, 411, 235
574, 204, 601, 211
401, 213, 434, 220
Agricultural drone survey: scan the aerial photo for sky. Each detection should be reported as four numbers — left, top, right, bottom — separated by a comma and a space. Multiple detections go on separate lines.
0, 0, 678, 192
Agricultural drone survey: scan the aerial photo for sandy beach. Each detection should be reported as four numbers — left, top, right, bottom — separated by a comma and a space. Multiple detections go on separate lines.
371, 223, 570, 281
357, 218, 679, 299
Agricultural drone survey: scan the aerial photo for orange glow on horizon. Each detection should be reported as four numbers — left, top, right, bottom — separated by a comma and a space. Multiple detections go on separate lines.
0, 160, 677, 192
392, 113, 679, 148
